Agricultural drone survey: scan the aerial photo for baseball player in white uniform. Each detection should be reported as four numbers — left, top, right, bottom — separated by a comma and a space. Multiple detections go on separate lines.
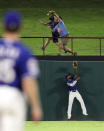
0, 11, 42, 131
66, 62, 88, 120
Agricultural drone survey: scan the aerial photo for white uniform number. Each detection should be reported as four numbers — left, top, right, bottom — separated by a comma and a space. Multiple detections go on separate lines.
0, 59, 16, 83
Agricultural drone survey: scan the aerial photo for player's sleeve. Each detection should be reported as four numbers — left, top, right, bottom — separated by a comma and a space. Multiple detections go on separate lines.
67, 80, 77, 87
19, 49, 40, 78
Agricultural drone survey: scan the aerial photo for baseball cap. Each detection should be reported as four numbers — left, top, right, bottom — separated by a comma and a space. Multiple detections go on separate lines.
3, 11, 22, 31
65, 73, 74, 79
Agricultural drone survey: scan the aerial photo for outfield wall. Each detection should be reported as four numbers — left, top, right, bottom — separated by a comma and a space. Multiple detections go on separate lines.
37, 60, 104, 121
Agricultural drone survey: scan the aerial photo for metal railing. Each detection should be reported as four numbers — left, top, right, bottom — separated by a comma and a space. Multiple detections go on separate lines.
21, 36, 104, 56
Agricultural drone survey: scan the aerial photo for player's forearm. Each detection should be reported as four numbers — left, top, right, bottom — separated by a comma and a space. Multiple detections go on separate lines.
74, 69, 78, 77
22, 77, 41, 109
73, 61, 78, 77
67, 80, 77, 87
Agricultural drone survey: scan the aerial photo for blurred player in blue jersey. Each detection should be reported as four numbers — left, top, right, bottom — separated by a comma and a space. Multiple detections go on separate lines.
39, 14, 62, 55
50, 10, 77, 55
0, 11, 42, 131
66, 62, 88, 120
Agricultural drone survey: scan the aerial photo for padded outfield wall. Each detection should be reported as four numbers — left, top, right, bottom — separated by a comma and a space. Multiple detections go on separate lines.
37, 60, 104, 121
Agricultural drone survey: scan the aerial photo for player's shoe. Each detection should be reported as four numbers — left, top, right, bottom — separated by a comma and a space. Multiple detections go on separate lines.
67, 115, 71, 120
83, 112, 88, 116
40, 46, 45, 50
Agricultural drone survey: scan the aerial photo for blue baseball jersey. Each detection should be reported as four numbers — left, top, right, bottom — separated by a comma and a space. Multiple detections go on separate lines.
53, 21, 69, 37
67, 77, 77, 91
0, 39, 39, 91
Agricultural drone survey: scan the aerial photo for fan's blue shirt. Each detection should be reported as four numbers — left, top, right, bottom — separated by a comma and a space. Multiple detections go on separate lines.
53, 21, 69, 37
0, 39, 39, 91
67, 77, 77, 91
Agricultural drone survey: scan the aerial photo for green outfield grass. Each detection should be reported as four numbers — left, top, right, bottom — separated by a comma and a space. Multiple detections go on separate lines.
25, 121, 104, 131
0, 7, 104, 55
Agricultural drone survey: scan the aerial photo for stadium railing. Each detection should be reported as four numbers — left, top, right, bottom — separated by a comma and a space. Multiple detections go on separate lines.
21, 36, 104, 56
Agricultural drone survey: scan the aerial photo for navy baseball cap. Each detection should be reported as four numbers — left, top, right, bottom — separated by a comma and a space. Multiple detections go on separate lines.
3, 11, 22, 31
65, 73, 74, 80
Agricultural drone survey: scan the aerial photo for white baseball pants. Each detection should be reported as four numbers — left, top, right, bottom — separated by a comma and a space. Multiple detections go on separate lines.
67, 90, 87, 118
0, 86, 26, 131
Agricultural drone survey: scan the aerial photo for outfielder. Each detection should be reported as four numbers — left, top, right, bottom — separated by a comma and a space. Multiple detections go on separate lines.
66, 62, 88, 119
0, 11, 42, 131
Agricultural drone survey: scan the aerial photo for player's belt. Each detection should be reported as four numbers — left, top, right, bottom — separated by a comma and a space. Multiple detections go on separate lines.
71, 90, 76, 92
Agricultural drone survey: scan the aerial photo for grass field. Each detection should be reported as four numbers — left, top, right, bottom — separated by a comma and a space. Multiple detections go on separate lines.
0, 6, 104, 55
25, 121, 104, 131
